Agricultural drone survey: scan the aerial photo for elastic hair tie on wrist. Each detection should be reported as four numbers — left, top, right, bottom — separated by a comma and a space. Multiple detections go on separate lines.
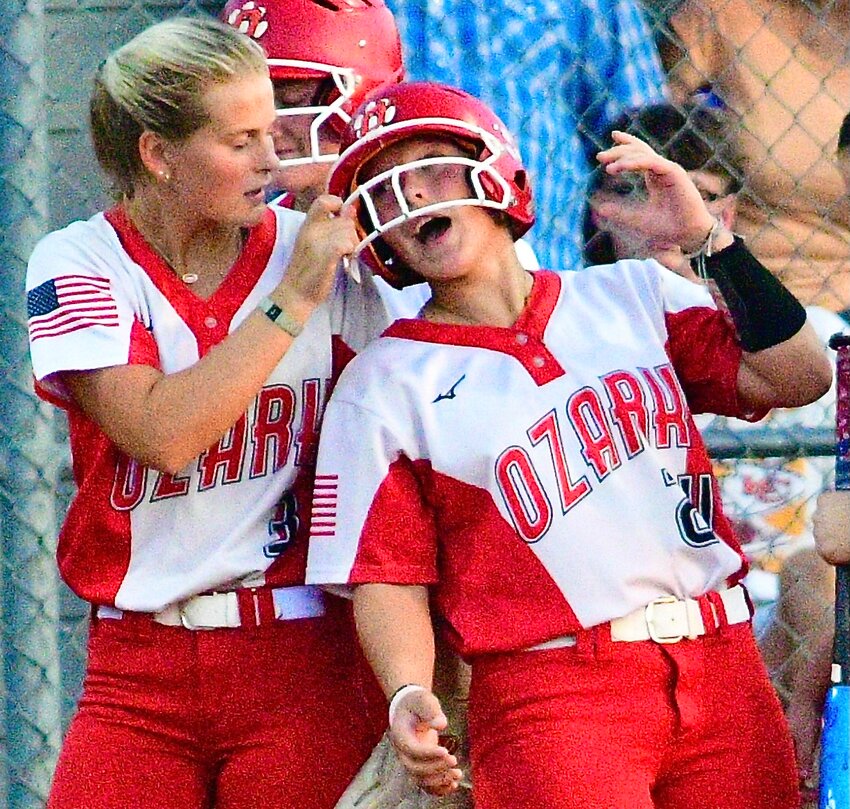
388, 684, 427, 726
685, 218, 722, 280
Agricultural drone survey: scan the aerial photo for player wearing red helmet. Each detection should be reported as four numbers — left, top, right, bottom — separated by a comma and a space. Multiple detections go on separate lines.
330, 82, 533, 289
27, 16, 405, 809
221, 0, 404, 212
307, 81, 829, 808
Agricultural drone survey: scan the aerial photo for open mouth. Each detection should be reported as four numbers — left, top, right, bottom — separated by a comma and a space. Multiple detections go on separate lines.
415, 215, 452, 245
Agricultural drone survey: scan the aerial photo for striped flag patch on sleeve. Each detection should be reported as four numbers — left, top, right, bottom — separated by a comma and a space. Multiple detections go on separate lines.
310, 474, 338, 538
27, 275, 119, 342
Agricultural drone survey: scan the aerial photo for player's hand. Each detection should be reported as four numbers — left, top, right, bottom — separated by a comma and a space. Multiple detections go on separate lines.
787, 625, 832, 805
388, 688, 463, 796
274, 194, 358, 321
594, 131, 725, 259
814, 490, 850, 565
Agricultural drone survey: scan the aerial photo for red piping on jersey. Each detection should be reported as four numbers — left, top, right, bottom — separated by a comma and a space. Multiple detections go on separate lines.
128, 318, 162, 369
270, 191, 297, 209
329, 335, 357, 398
382, 270, 566, 385
105, 206, 277, 356
58, 411, 135, 605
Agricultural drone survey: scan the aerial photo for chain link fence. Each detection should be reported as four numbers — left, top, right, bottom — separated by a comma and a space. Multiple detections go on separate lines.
2, 0, 846, 804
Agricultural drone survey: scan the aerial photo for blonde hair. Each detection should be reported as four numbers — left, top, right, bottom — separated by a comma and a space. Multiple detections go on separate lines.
90, 16, 268, 198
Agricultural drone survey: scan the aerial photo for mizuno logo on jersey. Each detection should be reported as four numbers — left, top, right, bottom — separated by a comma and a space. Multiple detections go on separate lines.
433, 374, 466, 403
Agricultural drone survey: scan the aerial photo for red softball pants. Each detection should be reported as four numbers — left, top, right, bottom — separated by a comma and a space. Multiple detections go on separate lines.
48, 597, 384, 809
468, 621, 800, 809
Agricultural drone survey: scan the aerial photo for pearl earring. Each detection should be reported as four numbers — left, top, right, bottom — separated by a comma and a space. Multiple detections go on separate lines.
159, 171, 170, 182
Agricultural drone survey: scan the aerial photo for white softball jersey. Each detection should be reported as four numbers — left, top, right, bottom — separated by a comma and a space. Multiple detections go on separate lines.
306, 266, 761, 657
26, 205, 396, 611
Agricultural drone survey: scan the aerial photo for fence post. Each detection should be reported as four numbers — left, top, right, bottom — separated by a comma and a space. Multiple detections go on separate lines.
0, 0, 66, 805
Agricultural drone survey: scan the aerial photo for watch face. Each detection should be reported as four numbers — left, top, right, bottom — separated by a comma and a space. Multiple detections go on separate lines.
259, 296, 302, 338
259, 296, 281, 319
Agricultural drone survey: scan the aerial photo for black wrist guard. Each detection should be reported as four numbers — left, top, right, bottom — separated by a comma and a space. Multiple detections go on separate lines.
695, 236, 807, 352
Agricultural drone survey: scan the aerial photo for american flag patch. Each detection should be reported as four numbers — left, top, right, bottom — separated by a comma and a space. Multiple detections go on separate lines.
310, 474, 338, 538
27, 275, 119, 343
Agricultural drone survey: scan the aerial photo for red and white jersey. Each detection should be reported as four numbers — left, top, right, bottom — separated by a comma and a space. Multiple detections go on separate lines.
26, 205, 395, 611
268, 190, 297, 209
306, 266, 761, 657
371, 237, 540, 322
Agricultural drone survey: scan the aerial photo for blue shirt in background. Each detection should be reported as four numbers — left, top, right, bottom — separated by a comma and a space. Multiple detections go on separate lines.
387, 0, 668, 271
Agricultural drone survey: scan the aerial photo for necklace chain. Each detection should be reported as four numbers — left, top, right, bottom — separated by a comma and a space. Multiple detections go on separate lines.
126, 205, 244, 286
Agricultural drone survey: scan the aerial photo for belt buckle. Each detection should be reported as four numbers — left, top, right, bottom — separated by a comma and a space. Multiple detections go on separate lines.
645, 595, 685, 644
177, 592, 240, 630
178, 598, 207, 630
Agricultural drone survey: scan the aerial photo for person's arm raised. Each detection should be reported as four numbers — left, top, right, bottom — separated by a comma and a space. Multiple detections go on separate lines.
595, 132, 831, 411
64, 195, 357, 473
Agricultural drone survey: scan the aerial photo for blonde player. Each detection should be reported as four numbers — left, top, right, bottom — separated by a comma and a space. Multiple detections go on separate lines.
26, 17, 397, 809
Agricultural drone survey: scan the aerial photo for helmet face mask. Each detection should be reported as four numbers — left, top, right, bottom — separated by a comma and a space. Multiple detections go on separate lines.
222, 0, 404, 166
270, 62, 357, 166
329, 83, 535, 288
349, 133, 516, 261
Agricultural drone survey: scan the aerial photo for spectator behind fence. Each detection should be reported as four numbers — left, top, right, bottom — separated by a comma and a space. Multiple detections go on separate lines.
786, 115, 850, 800
665, 0, 850, 311
24, 16, 403, 809
306, 79, 832, 809
587, 100, 845, 707
586, 101, 743, 272
386, 0, 668, 272
662, 0, 850, 707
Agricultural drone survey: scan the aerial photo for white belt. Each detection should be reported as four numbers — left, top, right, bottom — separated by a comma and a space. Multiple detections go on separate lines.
96, 585, 326, 630
529, 585, 751, 651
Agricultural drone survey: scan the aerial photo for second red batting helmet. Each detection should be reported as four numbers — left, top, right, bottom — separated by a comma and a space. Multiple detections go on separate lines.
221, 0, 404, 164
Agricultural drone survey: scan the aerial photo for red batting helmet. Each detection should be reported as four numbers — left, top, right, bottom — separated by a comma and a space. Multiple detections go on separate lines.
329, 81, 535, 288
221, 0, 404, 165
